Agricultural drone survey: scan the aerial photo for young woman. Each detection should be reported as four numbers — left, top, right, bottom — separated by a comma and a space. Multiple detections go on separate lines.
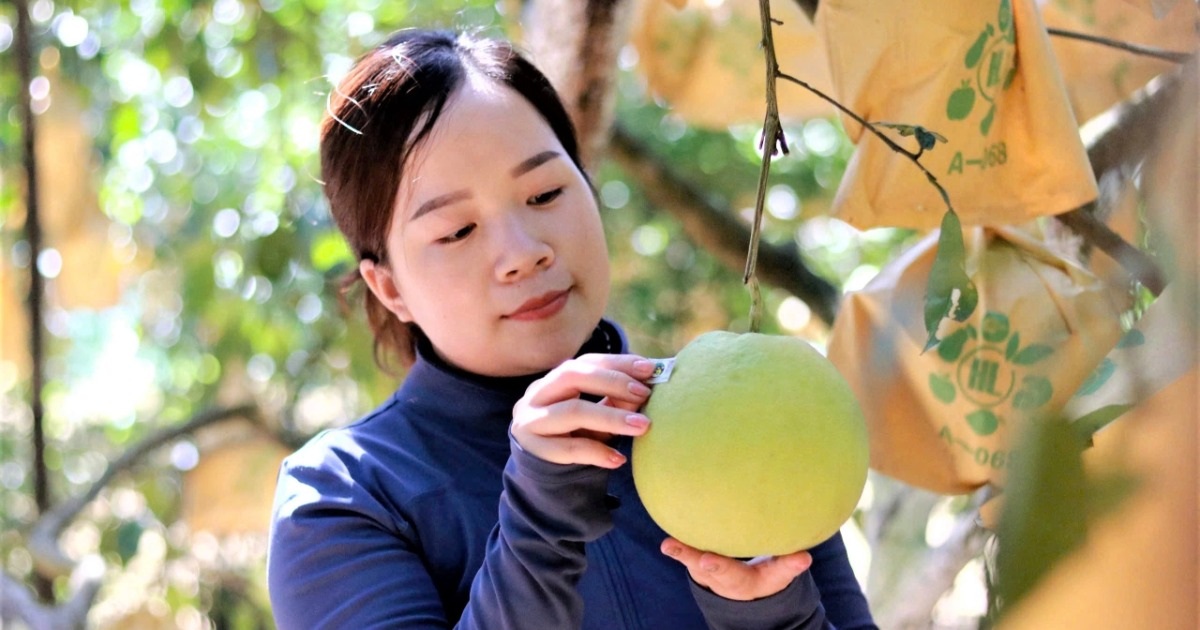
267, 28, 877, 629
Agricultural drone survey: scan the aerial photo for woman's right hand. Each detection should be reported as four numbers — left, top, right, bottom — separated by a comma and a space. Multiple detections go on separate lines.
512, 354, 657, 469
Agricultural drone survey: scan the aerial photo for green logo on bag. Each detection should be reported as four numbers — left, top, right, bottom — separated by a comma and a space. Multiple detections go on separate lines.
928, 311, 1056, 438
945, 0, 1017, 137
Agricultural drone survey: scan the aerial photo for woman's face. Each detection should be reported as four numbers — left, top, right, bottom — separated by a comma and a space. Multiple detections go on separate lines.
364, 74, 611, 377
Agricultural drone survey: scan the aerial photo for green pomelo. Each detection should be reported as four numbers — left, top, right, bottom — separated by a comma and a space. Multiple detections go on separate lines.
633, 331, 869, 558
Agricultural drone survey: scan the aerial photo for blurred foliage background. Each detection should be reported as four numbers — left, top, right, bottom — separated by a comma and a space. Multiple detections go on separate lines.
1, 0, 1194, 628
0, 2, 893, 626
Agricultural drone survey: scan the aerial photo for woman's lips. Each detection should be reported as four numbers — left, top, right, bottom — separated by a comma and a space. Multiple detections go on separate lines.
506, 289, 570, 321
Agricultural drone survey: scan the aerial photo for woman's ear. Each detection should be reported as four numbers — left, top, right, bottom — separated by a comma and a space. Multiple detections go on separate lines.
359, 259, 414, 323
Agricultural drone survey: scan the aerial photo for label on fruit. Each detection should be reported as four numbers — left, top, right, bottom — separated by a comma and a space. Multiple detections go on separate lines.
646, 358, 676, 385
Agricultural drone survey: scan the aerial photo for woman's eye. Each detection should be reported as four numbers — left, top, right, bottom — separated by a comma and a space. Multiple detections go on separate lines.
528, 187, 564, 206
438, 224, 475, 244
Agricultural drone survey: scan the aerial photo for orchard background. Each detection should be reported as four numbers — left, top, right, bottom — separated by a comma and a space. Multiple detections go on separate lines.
1, 0, 1195, 628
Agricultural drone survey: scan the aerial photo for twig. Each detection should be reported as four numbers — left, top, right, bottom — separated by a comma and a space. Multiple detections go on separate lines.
776, 71, 955, 211
1047, 27, 1192, 63
15, 0, 52, 602
746, 0, 790, 333
28, 404, 257, 578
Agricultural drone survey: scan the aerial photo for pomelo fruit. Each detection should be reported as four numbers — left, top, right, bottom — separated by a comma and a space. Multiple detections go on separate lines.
632, 331, 869, 558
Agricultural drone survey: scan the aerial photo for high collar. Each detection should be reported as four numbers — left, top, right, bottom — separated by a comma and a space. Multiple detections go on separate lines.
395, 319, 629, 413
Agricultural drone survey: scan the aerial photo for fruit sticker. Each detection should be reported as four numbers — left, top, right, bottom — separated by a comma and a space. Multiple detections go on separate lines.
646, 358, 676, 385
929, 310, 1056, 469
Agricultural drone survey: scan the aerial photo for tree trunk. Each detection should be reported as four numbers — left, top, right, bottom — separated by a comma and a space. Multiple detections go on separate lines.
523, 0, 636, 169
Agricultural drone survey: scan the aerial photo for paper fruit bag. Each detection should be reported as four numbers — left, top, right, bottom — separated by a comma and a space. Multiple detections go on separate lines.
827, 226, 1125, 494
818, 0, 1097, 229
632, 0, 832, 128
1042, 0, 1199, 123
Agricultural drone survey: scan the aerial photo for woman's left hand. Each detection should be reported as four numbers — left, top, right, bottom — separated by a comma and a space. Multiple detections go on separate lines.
660, 537, 812, 601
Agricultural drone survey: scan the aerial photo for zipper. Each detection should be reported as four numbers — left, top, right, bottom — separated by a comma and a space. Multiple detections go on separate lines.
593, 534, 643, 630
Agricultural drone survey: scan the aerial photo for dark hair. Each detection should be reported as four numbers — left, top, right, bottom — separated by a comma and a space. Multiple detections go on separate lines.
321, 29, 585, 371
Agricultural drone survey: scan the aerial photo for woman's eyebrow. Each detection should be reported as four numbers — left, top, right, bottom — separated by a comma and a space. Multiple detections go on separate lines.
510, 150, 561, 178
411, 189, 471, 222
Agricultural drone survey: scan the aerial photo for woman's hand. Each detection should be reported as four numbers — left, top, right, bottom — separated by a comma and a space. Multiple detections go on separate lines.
661, 537, 813, 602
512, 354, 656, 469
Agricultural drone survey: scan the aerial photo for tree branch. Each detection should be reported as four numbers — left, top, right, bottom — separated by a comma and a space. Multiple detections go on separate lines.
885, 488, 995, 627
15, 0, 52, 602
525, 0, 635, 169
1047, 27, 1192, 63
1, 557, 104, 630
1047, 62, 1190, 295
608, 124, 841, 326
28, 404, 257, 578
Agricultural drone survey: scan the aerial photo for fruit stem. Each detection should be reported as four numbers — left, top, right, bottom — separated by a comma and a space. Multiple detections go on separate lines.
746, 0, 787, 333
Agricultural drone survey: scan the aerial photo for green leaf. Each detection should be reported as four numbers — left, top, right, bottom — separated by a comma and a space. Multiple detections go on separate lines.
937, 328, 970, 362
116, 521, 145, 566
1013, 344, 1054, 365
1070, 403, 1132, 443
996, 418, 1088, 614
1086, 470, 1140, 521
1074, 358, 1116, 397
1117, 329, 1145, 349
311, 231, 355, 273
924, 209, 978, 351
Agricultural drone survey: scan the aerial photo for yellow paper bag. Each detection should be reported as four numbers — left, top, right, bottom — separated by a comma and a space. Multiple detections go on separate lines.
826, 226, 1125, 494
818, 0, 1098, 229
632, 0, 832, 129
1042, 0, 1199, 123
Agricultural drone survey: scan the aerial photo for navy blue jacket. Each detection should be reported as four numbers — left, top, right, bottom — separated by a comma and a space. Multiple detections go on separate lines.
268, 321, 877, 629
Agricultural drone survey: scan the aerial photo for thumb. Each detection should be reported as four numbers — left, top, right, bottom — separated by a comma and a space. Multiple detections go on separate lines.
755, 551, 813, 588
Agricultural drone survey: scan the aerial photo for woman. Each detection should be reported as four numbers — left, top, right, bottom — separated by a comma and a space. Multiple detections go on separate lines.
267, 28, 877, 630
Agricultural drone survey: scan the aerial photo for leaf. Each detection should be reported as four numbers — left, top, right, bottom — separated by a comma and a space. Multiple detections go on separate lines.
1117, 329, 1145, 348
1070, 403, 1132, 443
937, 328, 970, 362
116, 521, 145, 566
923, 209, 978, 352
1074, 358, 1116, 397
1086, 470, 1140, 521
996, 418, 1088, 615
311, 230, 355, 273
1005, 332, 1021, 361
1013, 344, 1054, 365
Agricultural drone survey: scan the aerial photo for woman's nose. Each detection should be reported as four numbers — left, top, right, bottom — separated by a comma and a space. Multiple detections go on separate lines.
494, 217, 554, 281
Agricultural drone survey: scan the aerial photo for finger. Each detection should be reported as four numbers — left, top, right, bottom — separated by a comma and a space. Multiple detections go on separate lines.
740, 551, 812, 593
520, 433, 628, 469
599, 395, 644, 413
523, 399, 651, 439
526, 355, 656, 407
660, 537, 707, 573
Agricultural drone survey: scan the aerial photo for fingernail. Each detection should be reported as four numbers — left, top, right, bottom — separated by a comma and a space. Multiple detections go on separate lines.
663, 545, 681, 557
628, 381, 652, 397
625, 414, 650, 429
701, 561, 719, 573
633, 359, 655, 376
609, 451, 627, 466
